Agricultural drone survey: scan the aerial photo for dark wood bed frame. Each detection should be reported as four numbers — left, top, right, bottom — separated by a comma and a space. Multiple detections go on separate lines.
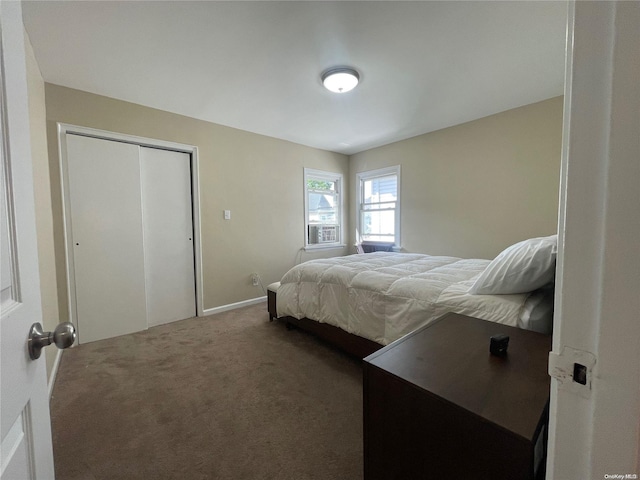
268, 288, 382, 359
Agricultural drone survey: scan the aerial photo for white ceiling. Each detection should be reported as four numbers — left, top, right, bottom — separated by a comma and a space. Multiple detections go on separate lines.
22, 1, 567, 155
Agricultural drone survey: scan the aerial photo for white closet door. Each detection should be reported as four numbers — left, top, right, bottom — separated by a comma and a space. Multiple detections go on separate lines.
140, 147, 196, 326
66, 134, 147, 343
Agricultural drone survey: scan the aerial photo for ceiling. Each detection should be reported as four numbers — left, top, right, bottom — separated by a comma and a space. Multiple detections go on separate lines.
22, 1, 568, 155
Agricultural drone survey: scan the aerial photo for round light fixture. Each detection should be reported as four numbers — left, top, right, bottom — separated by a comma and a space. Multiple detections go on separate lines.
321, 67, 360, 93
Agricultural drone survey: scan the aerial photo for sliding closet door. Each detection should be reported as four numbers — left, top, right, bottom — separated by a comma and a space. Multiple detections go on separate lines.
140, 147, 196, 326
66, 134, 147, 343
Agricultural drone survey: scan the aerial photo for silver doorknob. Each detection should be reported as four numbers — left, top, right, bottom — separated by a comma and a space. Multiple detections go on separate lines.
28, 322, 76, 360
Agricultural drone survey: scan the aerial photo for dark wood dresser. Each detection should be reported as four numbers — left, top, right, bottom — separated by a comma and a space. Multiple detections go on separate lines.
363, 313, 551, 480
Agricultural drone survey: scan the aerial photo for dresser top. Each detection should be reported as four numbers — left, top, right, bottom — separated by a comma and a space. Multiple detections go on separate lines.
364, 313, 552, 441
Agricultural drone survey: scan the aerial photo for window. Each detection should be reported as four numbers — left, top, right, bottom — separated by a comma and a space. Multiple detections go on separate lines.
357, 166, 400, 247
304, 168, 344, 249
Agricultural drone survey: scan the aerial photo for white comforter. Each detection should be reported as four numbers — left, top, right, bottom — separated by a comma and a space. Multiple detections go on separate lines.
277, 252, 534, 346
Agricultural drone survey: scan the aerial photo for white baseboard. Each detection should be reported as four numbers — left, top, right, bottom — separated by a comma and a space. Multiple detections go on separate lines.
48, 349, 63, 399
202, 295, 267, 317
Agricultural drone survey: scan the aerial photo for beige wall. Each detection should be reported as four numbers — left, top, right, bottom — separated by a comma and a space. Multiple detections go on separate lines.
24, 32, 60, 381
43, 84, 561, 325
44, 84, 349, 317
349, 96, 563, 259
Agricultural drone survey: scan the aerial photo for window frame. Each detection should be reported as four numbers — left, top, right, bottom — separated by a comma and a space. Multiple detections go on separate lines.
304, 168, 345, 250
356, 165, 401, 248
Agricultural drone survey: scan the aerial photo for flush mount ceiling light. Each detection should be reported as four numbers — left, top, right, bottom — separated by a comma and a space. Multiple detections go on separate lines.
321, 67, 360, 93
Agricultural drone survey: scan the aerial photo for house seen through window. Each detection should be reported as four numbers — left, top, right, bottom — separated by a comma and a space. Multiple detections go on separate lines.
304, 168, 343, 248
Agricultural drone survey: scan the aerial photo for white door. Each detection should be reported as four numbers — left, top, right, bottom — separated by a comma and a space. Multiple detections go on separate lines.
0, 2, 55, 478
64, 134, 197, 341
66, 134, 147, 343
140, 147, 196, 327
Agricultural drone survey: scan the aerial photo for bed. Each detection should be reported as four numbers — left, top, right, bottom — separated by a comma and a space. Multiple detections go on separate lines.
269, 235, 556, 358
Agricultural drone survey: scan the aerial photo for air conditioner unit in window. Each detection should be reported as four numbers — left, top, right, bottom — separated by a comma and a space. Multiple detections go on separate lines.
308, 225, 338, 244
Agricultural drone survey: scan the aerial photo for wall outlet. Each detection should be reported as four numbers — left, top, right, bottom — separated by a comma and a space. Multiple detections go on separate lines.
251, 273, 260, 286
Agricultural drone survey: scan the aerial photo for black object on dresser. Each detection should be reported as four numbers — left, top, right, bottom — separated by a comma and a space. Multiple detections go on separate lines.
363, 312, 552, 480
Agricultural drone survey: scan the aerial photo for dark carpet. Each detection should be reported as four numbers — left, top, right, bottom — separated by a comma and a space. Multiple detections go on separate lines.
50, 303, 364, 480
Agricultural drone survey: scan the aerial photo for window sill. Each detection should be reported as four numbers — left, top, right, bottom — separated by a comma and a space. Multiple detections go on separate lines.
304, 244, 347, 252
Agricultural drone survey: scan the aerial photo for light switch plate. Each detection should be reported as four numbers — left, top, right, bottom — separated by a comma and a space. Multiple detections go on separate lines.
224, 210, 231, 220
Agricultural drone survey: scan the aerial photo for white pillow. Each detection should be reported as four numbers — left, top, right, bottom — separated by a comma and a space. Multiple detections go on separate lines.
468, 235, 558, 295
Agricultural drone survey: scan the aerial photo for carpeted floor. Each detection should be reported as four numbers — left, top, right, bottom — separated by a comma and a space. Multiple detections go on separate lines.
50, 303, 364, 480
